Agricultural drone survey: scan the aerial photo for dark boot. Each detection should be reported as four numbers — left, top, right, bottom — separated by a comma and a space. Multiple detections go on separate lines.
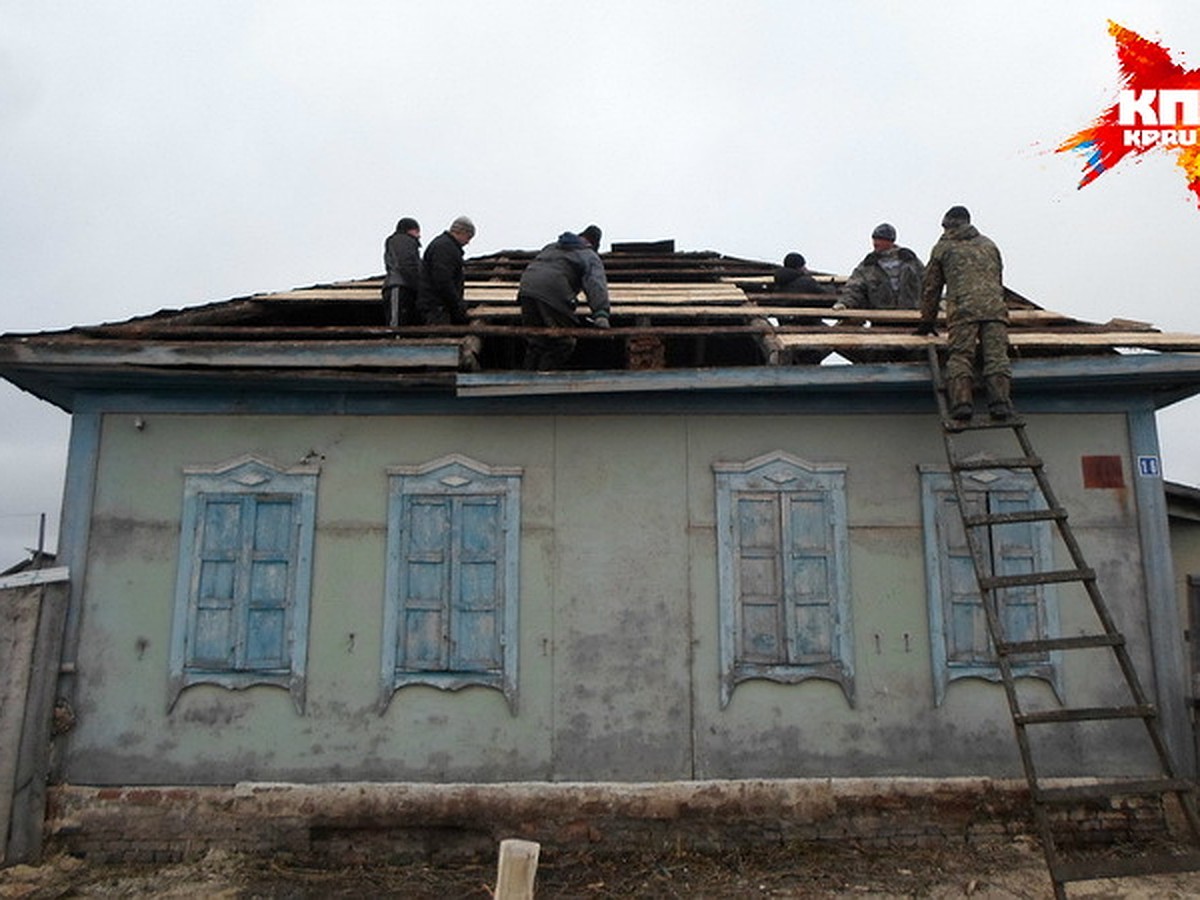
985, 374, 1013, 420
947, 376, 974, 421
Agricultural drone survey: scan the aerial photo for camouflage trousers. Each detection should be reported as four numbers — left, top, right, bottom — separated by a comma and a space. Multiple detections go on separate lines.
945, 319, 1010, 381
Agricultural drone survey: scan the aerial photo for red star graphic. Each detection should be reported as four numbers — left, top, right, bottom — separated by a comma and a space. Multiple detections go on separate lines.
1058, 21, 1200, 206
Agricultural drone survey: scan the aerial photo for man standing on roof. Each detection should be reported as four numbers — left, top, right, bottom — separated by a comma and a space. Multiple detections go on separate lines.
518, 226, 611, 370
383, 216, 421, 326
915, 205, 1012, 421
773, 253, 829, 298
833, 223, 924, 310
417, 215, 475, 325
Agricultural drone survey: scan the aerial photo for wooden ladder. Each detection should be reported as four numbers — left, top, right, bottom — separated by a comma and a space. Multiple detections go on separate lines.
926, 347, 1200, 897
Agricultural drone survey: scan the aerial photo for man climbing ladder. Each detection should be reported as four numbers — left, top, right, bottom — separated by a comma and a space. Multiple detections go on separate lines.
915, 205, 1013, 421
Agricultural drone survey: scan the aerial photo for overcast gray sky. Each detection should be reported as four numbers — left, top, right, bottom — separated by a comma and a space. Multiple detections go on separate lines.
3, 1, 1200, 565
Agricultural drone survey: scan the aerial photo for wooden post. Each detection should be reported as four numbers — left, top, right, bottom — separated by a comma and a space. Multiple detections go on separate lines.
494, 838, 540, 900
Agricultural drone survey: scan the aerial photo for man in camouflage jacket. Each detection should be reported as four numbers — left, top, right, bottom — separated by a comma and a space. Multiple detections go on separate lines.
834, 222, 924, 310
916, 206, 1012, 420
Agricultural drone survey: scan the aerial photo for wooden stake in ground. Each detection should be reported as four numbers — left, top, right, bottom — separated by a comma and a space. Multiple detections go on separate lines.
494, 838, 540, 900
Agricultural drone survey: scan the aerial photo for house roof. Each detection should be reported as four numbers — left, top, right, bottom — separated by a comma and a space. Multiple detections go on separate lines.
4, 242, 1200, 409
1167, 481, 1200, 523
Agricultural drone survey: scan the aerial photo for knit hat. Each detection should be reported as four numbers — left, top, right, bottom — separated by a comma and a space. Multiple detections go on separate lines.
450, 215, 476, 237
579, 224, 602, 249
871, 223, 897, 241
783, 252, 806, 269
396, 217, 420, 233
942, 206, 971, 227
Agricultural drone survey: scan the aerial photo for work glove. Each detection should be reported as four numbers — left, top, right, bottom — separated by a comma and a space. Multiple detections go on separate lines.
831, 300, 847, 311
913, 321, 938, 336
590, 313, 611, 329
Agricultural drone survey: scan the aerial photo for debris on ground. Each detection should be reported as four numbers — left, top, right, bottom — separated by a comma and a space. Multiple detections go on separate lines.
4, 839, 1200, 898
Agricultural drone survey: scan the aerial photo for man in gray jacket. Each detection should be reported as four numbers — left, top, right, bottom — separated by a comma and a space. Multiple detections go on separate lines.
518, 227, 611, 370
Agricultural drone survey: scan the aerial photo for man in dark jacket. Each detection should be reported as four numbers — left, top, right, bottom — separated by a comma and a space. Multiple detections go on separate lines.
417, 215, 475, 324
382, 216, 421, 326
518, 228, 611, 370
773, 252, 829, 299
834, 223, 924, 310
916, 206, 1011, 420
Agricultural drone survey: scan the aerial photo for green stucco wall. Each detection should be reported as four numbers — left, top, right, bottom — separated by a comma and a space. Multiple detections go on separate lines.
62, 409, 1170, 784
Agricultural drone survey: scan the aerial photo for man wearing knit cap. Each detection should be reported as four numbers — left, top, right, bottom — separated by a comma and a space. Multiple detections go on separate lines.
579, 224, 602, 250
834, 222, 924, 310
915, 205, 1012, 421
773, 252, 829, 297
382, 216, 421, 327
518, 228, 611, 370
417, 215, 475, 325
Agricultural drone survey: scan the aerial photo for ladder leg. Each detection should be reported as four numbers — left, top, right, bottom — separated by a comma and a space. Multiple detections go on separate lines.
925, 357, 1200, 893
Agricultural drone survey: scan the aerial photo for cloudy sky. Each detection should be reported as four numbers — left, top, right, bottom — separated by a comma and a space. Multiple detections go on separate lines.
3, 1, 1200, 565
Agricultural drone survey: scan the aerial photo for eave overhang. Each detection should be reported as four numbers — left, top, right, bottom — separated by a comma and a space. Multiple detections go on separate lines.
4, 337, 1200, 414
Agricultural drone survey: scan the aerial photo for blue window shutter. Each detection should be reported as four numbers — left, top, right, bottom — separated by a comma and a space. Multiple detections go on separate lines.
734, 494, 784, 663
786, 492, 835, 663
453, 496, 503, 671
244, 497, 294, 669
191, 497, 242, 668
991, 491, 1045, 652
400, 496, 452, 670
936, 488, 993, 664
188, 495, 295, 671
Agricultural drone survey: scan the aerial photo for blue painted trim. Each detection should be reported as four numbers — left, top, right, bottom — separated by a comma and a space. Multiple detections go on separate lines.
11, 353, 1200, 416
58, 412, 102, 674
458, 353, 1200, 398
1128, 404, 1195, 775
59, 378, 1182, 419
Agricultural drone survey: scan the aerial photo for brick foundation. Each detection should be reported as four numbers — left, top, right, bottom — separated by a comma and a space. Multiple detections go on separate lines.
42, 778, 1168, 865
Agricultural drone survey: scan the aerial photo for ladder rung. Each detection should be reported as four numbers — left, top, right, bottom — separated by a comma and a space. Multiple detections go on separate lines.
1053, 850, 1200, 883
944, 416, 1025, 432
997, 633, 1123, 655
1035, 778, 1196, 804
1016, 704, 1156, 725
952, 455, 1042, 471
979, 568, 1095, 590
962, 507, 1067, 528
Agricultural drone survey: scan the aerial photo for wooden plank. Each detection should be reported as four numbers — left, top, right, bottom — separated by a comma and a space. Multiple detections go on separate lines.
257, 288, 379, 301
464, 284, 749, 305
773, 332, 1200, 350
494, 838, 539, 900
0, 585, 42, 863
757, 308, 1081, 324
470, 305, 1085, 325
7, 578, 71, 862
468, 304, 762, 318
0, 568, 69, 590
0, 340, 467, 369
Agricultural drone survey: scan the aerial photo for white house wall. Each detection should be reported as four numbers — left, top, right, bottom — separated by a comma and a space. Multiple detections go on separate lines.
60, 409, 1169, 784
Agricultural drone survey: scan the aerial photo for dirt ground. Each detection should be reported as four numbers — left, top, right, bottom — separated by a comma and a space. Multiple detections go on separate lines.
4, 839, 1200, 899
